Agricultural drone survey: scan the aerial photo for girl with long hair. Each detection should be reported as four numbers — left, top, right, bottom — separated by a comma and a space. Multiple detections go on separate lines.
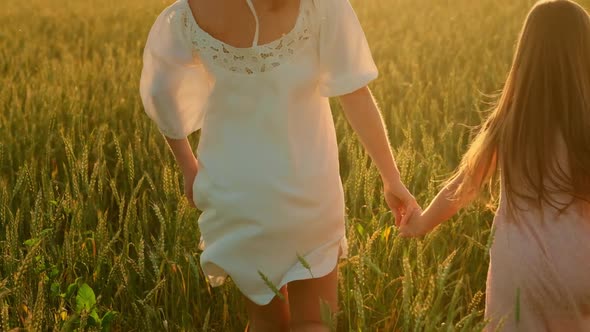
401, 1, 590, 330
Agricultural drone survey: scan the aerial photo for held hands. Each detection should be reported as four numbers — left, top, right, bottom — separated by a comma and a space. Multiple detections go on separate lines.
383, 179, 421, 227
383, 179, 437, 238
398, 209, 435, 238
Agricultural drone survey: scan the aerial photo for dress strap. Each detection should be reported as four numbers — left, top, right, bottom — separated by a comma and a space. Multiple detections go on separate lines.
245, 0, 260, 47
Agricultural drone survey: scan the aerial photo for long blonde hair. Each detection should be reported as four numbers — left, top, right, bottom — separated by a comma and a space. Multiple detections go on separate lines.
453, 0, 590, 212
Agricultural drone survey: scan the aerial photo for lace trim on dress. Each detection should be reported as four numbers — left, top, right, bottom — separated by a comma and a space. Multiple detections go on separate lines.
180, 0, 313, 75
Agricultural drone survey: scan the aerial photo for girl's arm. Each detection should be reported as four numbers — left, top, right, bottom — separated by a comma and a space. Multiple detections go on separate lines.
338, 86, 419, 222
402, 176, 470, 235
165, 137, 199, 207
400, 154, 497, 237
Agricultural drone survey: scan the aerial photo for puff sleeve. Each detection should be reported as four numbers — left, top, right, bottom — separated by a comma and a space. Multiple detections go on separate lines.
317, 0, 378, 97
139, 4, 211, 139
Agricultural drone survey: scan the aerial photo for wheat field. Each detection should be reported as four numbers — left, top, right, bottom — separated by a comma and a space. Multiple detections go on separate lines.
0, 0, 572, 330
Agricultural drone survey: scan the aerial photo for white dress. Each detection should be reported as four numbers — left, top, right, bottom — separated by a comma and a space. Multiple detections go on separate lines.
140, 0, 378, 305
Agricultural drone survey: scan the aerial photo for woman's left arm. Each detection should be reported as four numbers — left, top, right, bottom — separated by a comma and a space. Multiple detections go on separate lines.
338, 86, 419, 222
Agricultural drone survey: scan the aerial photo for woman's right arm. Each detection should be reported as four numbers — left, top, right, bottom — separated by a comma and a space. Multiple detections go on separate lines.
139, 4, 212, 207
165, 137, 199, 207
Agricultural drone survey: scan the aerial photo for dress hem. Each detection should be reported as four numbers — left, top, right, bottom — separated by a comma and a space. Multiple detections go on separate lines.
202, 235, 348, 306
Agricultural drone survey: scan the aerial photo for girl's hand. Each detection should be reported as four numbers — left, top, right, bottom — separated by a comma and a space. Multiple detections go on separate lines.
183, 160, 199, 208
399, 209, 433, 238
383, 179, 421, 227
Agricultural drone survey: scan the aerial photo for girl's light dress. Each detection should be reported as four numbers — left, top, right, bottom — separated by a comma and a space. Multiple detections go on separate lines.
486, 150, 590, 330
140, 0, 377, 305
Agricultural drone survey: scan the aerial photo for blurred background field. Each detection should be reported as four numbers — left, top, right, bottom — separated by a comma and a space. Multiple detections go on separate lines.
0, 0, 566, 330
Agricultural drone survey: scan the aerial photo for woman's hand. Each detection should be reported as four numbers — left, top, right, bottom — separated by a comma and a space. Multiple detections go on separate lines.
383, 179, 420, 226
163, 136, 200, 208
183, 161, 199, 208
338, 87, 421, 225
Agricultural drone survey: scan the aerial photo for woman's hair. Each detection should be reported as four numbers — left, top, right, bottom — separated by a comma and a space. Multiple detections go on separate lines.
452, 0, 590, 212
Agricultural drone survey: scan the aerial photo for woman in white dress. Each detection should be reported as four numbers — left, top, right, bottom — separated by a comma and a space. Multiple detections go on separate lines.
140, 0, 419, 330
